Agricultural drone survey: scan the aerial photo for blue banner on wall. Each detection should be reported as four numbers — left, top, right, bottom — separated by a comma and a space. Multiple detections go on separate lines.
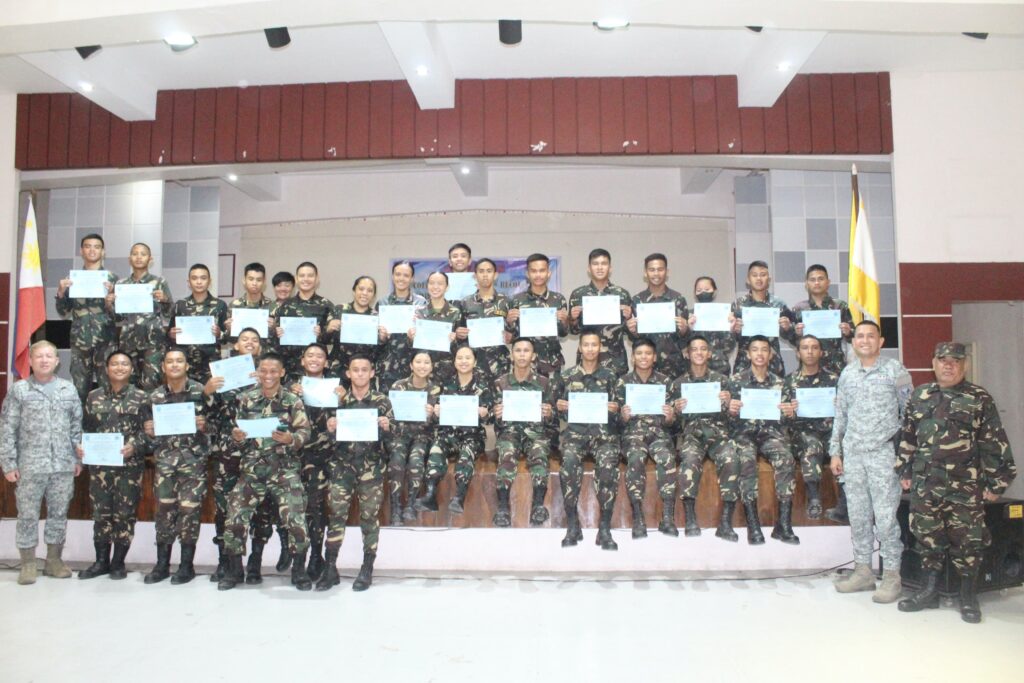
389, 257, 561, 301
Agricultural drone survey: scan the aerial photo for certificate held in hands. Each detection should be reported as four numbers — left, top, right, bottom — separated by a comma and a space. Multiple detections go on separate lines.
153, 402, 197, 436
582, 295, 621, 326
800, 309, 842, 339
82, 433, 124, 466
636, 302, 676, 334
114, 283, 155, 314
301, 377, 340, 408
692, 303, 731, 332
414, 319, 453, 352
69, 270, 110, 299
439, 395, 479, 427
518, 307, 558, 338
176, 316, 215, 345
796, 387, 837, 418
679, 382, 722, 414
626, 384, 666, 415
378, 305, 414, 335
236, 417, 280, 438
739, 389, 782, 421
335, 408, 380, 442
468, 317, 505, 348
501, 390, 542, 423
230, 308, 270, 338
567, 392, 608, 424
741, 307, 780, 338
390, 391, 428, 422
445, 272, 476, 301
340, 313, 380, 345
280, 316, 317, 346
210, 354, 257, 392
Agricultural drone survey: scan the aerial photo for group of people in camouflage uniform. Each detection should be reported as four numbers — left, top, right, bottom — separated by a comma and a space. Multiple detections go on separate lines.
1, 236, 1015, 622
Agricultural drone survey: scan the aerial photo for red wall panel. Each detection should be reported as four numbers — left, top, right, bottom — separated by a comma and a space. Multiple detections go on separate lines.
279, 84, 304, 161
87, 104, 111, 168
645, 77, 671, 154
622, 77, 649, 154
507, 79, 531, 156
832, 74, 859, 154
692, 76, 718, 154
46, 94, 70, 169
192, 88, 217, 163
437, 89, 461, 157
529, 78, 554, 156
149, 90, 174, 165
808, 74, 835, 154
214, 88, 238, 164
764, 95, 789, 154
785, 75, 812, 154
14, 95, 28, 169
129, 122, 152, 167
323, 83, 347, 159
669, 77, 695, 153
26, 94, 50, 170
879, 73, 894, 154
170, 90, 194, 165
576, 78, 600, 154
483, 80, 508, 156
67, 95, 91, 168
346, 82, 370, 159
599, 77, 625, 154
552, 78, 577, 155
368, 81, 393, 159
739, 108, 765, 154
235, 87, 259, 162
715, 76, 741, 153
459, 80, 485, 155
391, 81, 416, 159
854, 73, 882, 154
414, 107, 437, 158
257, 85, 281, 161
301, 84, 325, 161
109, 116, 130, 167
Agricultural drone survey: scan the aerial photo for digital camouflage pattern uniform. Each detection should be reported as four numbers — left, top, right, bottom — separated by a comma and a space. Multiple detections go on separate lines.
387, 376, 440, 503
414, 300, 462, 384
628, 288, 690, 380
494, 370, 557, 491
730, 292, 794, 377
426, 370, 493, 492
461, 290, 511, 381
785, 295, 854, 376
292, 373, 339, 554
116, 272, 173, 390
55, 269, 119, 402
223, 385, 311, 556
375, 292, 426, 390
273, 293, 336, 380
507, 287, 569, 377
330, 302, 382, 382
83, 383, 148, 545
782, 367, 839, 483
557, 364, 621, 514
172, 294, 229, 384
614, 370, 676, 503
568, 282, 632, 375
728, 368, 795, 502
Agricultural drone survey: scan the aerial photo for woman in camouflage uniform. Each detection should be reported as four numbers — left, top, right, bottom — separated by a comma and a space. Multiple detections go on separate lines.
376, 261, 426, 390
330, 275, 386, 382
387, 351, 441, 524
409, 271, 460, 385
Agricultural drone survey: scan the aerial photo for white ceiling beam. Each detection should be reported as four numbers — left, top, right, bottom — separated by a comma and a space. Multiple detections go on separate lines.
378, 21, 455, 110
18, 50, 156, 120
681, 167, 723, 195
736, 29, 827, 107
448, 160, 488, 196
223, 173, 281, 202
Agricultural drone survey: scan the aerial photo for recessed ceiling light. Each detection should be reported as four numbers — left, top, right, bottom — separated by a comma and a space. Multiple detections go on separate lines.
593, 18, 630, 31
79, 81, 94, 93
460, 166, 471, 175
226, 173, 238, 182
777, 62, 792, 72
415, 65, 429, 77
164, 33, 198, 52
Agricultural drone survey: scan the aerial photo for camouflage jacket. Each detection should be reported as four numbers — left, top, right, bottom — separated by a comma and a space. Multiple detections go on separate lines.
728, 368, 785, 437
829, 356, 913, 458
388, 376, 440, 440
56, 269, 118, 350
287, 373, 340, 454
83, 383, 149, 465
225, 293, 275, 344
336, 389, 393, 461
437, 370, 494, 442
685, 329, 736, 377
784, 295, 854, 375
507, 287, 568, 376
897, 381, 1016, 495
0, 377, 82, 474
558, 363, 619, 437
614, 369, 673, 437
273, 292, 337, 344
375, 292, 427, 389
330, 302, 382, 373
415, 300, 462, 380
235, 385, 310, 472
731, 291, 794, 376
116, 272, 173, 349
461, 290, 511, 379
172, 294, 229, 371
669, 369, 732, 435
145, 379, 214, 460
782, 367, 839, 435
629, 288, 690, 379
494, 369, 557, 439
568, 281, 632, 375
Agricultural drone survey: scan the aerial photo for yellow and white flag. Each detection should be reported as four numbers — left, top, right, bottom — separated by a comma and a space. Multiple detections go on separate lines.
848, 165, 880, 324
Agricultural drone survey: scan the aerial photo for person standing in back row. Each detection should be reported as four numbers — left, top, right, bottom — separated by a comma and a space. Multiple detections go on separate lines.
569, 249, 632, 375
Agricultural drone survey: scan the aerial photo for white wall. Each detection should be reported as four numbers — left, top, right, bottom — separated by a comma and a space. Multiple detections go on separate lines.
890, 69, 1024, 263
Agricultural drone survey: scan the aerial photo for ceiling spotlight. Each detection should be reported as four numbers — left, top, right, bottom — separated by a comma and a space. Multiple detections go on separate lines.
264, 27, 291, 49
777, 62, 792, 72
75, 45, 102, 60
745, 26, 764, 33
79, 81, 94, 93
962, 32, 989, 40
593, 18, 630, 31
226, 173, 238, 182
460, 166, 471, 175
415, 65, 429, 77
499, 19, 522, 45
164, 33, 198, 52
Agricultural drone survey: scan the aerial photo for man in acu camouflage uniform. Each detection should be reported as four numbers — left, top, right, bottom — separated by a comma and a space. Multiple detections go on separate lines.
111, 242, 173, 391
785, 264, 854, 376
273, 262, 337, 381
457, 258, 511, 382
224, 261, 276, 349
171, 263, 229, 384
219, 352, 313, 591
385, 350, 440, 524
55, 233, 119, 402
626, 254, 690, 380
896, 342, 1017, 623
506, 253, 569, 379
569, 248, 633, 375
687, 276, 736, 377
730, 261, 794, 377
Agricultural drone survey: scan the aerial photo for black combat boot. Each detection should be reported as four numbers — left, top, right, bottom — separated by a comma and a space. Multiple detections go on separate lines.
715, 500, 739, 542
448, 480, 469, 514
959, 568, 982, 623
561, 506, 582, 547
743, 499, 765, 545
825, 483, 849, 523
275, 528, 291, 571
109, 543, 130, 580
596, 508, 619, 551
530, 483, 550, 525
630, 500, 647, 539
306, 539, 325, 582
352, 551, 376, 591
413, 479, 439, 512
210, 543, 227, 583
291, 553, 312, 591
143, 543, 173, 584
78, 542, 111, 580
805, 480, 822, 520
682, 498, 701, 537
217, 554, 245, 591
389, 493, 403, 525
315, 547, 340, 592
170, 543, 197, 584
771, 500, 800, 545
658, 497, 679, 537
245, 541, 265, 585
898, 569, 940, 613
493, 487, 512, 527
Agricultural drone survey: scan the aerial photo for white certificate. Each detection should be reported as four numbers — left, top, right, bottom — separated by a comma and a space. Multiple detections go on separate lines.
230, 308, 270, 338
519, 307, 558, 338
502, 390, 542, 423
114, 283, 154, 314
439, 394, 479, 427
236, 417, 280, 438
693, 303, 731, 332
82, 433, 123, 467
301, 376, 340, 408
739, 388, 782, 421
390, 390, 428, 422
626, 384, 666, 415
279, 316, 317, 346
567, 392, 608, 424
176, 316, 215, 345
335, 408, 380, 442
445, 272, 477, 301
69, 270, 110, 299
413, 319, 453, 352
741, 307, 780, 338
582, 295, 621, 326
468, 317, 505, 348
340, 313, 380, 345
378, 305, 414, 335
636, 302, 676, 334
152, 402, 197, 436
796, 387, 837, 418
801, 309, 842, 339
209, 354, 257, 393
679, 381, 722, 414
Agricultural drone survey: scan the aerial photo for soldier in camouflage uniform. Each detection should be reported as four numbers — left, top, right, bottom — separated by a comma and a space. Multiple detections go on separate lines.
415, 346, 493, 514
458, 258, 511, 382
782, 335, 839, 520
626, 254, 690, 380
829, 320, 913, 604
55, 233, 118, 402
557, 331, 622, 550
615, 338, 677, 539
671, 335, 745, 541
223, 261, 275, 347
493, 338, 558, 527
141, 348, 214, 585
77, 350, 149, 580
727, 336, 798, 545
568, 249, 633, 375
1, 341, 82, 585
386, 351, 440, 524
505, 253, 570, 378
330, 276, 384, 381
730, 261, 794, 377
273, 262, 337, 380
687, 276, 736, 377
784, 264, 854, 376
376, 261, 427, 391
171, 263, 228, 384
317, 354, 394, 592
410, 272, 461, 384
218, 352, 313, 591
111, 243, 173, 390
896, 342, 1017, 623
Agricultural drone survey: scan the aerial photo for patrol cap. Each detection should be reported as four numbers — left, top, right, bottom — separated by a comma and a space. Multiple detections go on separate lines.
933, 342, 967, 359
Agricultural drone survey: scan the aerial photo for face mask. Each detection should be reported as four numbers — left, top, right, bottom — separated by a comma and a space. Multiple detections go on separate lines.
695, 291, 715, 303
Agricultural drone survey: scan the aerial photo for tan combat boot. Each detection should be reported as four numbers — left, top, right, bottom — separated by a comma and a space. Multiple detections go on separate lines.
18, 547, 38, 585
872, 569, 903, 603
835, 563, 876, 593
44, 544, 72, 579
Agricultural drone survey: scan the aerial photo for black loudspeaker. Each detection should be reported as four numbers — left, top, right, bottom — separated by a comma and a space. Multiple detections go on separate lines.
897, 496, 1024, 596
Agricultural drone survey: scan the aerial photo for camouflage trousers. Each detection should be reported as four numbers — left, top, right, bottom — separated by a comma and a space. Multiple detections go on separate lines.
426, 432, 484, 489
301, 446, 332, 553
125, 344, 167, 391
325, 454, 385, 555
154, 453, 207, 545
622, 430, 676, 503
14, 471, 75, 548
559, 432, 621, 513
223, 465, 309, 555
70, 342, 113, 404
790, 427, 832, 483
495, 430, 551, 490
910, 484, 989, 574
475, 348, 510, 385
677, 424, 746, 502
184, 347, 217, 385
733, 429, 796, 502
388, 432, 432, 501
88, 462, 144, 544
843, 447, 903, 567
211, 450, 275, 547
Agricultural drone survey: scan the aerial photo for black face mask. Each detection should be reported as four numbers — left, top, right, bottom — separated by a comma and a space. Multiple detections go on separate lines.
695, 291, 715, 303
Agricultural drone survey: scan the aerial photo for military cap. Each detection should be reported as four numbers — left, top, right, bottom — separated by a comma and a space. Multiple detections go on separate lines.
934, 342, 967, 359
